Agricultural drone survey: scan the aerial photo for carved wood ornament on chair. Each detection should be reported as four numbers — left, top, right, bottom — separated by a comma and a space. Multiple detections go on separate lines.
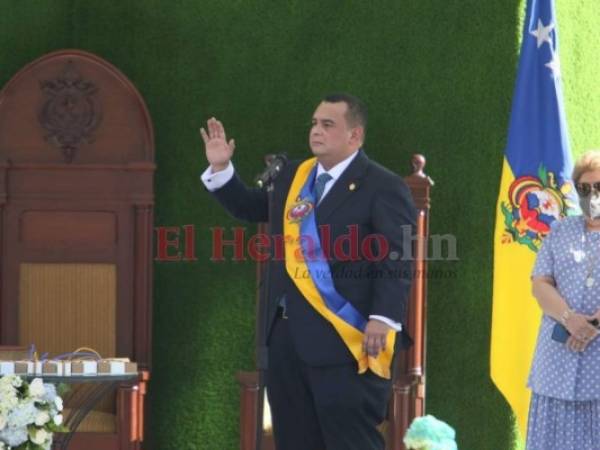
38, 61, 103, 164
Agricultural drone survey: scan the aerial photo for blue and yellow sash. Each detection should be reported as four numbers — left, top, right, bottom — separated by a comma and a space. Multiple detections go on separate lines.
284, 157, 395, 379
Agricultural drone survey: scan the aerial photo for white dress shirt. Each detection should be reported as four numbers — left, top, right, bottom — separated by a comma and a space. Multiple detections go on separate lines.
201, 153, 402, 331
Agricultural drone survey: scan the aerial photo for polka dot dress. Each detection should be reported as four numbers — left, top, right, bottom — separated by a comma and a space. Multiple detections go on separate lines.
527, 216, 600, 450
527, 396, 600, 450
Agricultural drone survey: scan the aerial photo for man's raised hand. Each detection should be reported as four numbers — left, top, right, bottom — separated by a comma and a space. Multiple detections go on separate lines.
200, 117, 235, 172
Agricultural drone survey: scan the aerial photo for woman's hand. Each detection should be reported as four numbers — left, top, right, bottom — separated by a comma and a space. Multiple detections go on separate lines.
566, 335, 592, 352
587, 308, 600, 325
564, 312, 599, 352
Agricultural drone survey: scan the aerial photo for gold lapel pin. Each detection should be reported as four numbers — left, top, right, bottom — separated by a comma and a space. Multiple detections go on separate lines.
349, 183, 356, 191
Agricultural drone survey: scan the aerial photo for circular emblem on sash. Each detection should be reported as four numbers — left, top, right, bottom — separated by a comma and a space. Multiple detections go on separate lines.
287, 198, 314, 224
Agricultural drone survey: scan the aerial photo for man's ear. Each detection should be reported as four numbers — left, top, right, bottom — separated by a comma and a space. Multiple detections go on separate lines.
350, 126, 364, 146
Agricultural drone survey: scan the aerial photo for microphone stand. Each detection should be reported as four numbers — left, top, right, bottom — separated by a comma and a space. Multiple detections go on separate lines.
254, 160, 279, 450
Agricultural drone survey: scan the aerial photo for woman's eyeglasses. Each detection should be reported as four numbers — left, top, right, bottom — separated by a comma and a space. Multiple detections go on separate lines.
575, 182, 600, 197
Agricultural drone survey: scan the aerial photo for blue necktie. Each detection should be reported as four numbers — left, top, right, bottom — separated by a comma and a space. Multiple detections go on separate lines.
314, 173, 333, 204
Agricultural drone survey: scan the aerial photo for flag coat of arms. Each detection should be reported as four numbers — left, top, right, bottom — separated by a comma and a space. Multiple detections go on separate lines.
490, 0, 576, 438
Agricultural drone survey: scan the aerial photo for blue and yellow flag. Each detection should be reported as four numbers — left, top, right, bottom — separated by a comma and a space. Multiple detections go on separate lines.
490, 0, 576, 438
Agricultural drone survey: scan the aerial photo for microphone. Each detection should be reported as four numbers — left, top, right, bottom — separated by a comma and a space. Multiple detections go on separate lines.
254, 153, 288, 188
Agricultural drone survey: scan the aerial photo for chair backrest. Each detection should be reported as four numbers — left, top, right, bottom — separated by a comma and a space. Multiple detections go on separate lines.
387, 154, 433, 449
0, 50, 155, 369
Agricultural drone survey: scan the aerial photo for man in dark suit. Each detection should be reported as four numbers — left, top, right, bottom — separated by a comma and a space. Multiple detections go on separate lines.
200, 93, 416, 450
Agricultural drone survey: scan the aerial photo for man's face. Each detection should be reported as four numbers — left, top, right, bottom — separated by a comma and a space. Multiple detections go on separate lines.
309, 101, 362, 161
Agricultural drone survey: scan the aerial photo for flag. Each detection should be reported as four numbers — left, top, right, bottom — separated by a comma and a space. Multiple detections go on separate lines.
490, 0, 576, 439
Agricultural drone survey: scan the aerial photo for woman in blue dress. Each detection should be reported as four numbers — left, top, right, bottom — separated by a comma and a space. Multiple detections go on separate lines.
527, 150, 600, 450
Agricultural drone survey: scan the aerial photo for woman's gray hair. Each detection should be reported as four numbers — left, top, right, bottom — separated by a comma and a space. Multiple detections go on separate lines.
572, 150, 600, 183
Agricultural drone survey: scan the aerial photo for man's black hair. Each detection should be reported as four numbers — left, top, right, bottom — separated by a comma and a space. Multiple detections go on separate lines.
322, 93, 368, 135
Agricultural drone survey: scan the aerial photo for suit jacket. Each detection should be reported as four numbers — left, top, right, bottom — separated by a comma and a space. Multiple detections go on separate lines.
210, 150, 417, 367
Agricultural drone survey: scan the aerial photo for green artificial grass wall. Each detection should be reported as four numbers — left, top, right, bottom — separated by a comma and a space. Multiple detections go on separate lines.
0, 1, 599, 449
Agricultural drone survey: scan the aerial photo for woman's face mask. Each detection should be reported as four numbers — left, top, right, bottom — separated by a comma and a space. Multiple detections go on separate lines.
579, 193, 600, 220
576, 180, 600, 220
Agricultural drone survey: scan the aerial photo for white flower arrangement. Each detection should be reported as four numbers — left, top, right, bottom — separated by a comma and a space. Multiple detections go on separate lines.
0, 375, 67, 450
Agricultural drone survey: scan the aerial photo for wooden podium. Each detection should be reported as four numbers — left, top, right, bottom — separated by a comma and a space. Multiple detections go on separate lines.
237, 155, 433, 450
0, 50, 155, 450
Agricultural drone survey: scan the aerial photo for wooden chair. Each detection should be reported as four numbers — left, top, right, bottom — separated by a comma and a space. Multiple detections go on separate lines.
237, 155, 433, 450
0, 50, 155, 450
